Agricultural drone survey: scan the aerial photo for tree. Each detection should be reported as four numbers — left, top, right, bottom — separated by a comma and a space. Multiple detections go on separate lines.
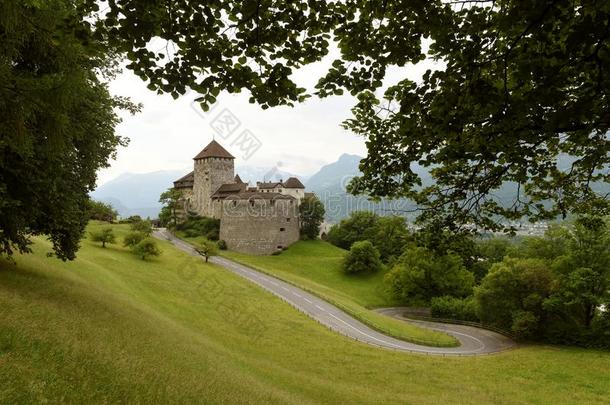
196, 239, 219, 263
123, 231, 145, 248
299, 195, 326, 240
130, 219, 153, 236
87, 200, 118, 222
475, 257, 555, 339
159, 188, 183, 229
327, 211, 379, 250
385, 246, 474, 304
545, 217, 610, 334
0, 1, 136, 260
371, 216, 411, 263
131, 238, 162, 261
90, 228, 116, 248
97, 1, 610, 230
342, 240, 382, 275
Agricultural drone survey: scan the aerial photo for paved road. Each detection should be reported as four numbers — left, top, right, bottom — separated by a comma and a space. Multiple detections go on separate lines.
154, 230, 516, 356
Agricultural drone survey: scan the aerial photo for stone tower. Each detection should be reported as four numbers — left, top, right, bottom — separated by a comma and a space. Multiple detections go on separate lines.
192, 140, 235, 218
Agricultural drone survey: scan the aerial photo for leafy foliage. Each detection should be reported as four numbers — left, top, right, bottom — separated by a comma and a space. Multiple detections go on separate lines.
299, 194, 325, 240
87, 200, 118, 222
327, 211, 380, 250
131, 238, 161, 261
342, 240, 382, 274
130, 219, 153, 236
385, 246, 474, 304
90, 228, 116, 248
176, 216, 220, 240
475, 257, 554, 339
95, 0, 610, 229
431, 296, 479, 323
0, 0, 136, 260
159, 188, 183, 228
123, 231, 145, 248
327, 212, 411, 263
196, 239, 219, 263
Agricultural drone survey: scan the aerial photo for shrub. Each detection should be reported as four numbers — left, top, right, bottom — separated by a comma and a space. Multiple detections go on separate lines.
89, 227, 115, 248
327, 211, 380, 250
123, 231, 145, 248
195, 239, 218, 262
131, 238, 161, 260
385, 246, 474, 304
217, 240, 227, 250
431, 296, 479, 322
475, 257, 554, 339
177, 216, 220, 240
342, 240, 382, 274
130, 219, 153, 235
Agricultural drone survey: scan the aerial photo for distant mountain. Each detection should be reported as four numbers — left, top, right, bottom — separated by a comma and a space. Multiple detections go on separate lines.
91, 170, 185, 218
305, 154, 419, 222
235, 165, 307, 185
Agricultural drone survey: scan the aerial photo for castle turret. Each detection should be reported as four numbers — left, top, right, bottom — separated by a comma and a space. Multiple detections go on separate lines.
192, 140, 235, 218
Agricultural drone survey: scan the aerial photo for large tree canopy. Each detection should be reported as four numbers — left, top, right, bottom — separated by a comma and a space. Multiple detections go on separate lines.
97, 0, 610, 230
0, 0, 136, 259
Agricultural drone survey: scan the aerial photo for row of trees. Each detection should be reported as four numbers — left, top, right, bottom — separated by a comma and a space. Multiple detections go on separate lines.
328, 211, 610, 347
90, 219, 161, 260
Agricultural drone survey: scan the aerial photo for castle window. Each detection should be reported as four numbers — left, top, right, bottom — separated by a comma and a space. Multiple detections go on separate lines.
280, 227, 285, 232
286, 218, 290, 222
250, 200, 255, 207
233, 200, 237, 207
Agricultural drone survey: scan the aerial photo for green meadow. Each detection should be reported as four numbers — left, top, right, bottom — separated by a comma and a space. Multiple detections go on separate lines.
1, 223, 609, 404
222, 240, 458, 346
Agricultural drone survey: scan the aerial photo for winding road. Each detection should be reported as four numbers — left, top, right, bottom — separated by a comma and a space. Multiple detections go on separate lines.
154, 229, 516, 356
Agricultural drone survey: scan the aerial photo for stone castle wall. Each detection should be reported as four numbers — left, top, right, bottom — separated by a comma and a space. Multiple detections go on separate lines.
192, 157, 234, 218
219, 198, 300, 255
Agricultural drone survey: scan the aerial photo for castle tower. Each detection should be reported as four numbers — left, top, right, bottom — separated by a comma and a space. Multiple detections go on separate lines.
192, 140, 235, 218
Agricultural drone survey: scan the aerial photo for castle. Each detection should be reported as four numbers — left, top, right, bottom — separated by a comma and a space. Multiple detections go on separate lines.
172, 140, 309, 255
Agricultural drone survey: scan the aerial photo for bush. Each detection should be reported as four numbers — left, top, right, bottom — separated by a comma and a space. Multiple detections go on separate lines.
130, 219, 153, 235
123, 231, 145, 248
431, 296, 479, 322
177, 216, 220, 240
217, 240, 227, 250
89, 227, 115, 248
327, 211, 380, 250
195, 239, 218, 262
131, 238, 161, 260
475, 257, 554, 339
385, 246, 474, 304
342, 240, 382, 274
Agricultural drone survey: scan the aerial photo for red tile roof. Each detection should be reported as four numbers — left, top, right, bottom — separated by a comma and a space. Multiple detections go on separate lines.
193, 140, 235, 160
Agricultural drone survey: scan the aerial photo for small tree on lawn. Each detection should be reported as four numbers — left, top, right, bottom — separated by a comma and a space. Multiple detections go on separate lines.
123, 231, 145, 248
90, 228, 115, 248
130, 219, 153, 236
131, 238, 161, 260
196, 239, 219, 263
342, 240, 382, 274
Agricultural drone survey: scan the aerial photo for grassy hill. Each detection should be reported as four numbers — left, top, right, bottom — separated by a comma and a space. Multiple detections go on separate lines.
1, 223, 609, 403
220, 240, 457, 346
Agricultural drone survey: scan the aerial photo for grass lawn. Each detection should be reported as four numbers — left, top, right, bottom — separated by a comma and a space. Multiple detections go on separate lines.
221, 240, 458, 347
1, 223, 609, 403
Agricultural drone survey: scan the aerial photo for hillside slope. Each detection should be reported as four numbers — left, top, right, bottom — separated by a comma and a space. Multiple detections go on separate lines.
0, 224, 609, 403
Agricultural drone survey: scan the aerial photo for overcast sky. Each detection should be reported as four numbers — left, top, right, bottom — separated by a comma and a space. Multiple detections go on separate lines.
99, 46, 440, 186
